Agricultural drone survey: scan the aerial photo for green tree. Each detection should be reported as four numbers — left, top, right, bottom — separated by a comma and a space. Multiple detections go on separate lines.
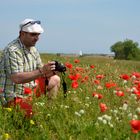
110, 39, 140, 60
110, 41, 125, 59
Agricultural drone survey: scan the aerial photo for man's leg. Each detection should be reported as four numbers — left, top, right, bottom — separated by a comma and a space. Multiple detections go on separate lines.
47, 75, 60, 99
35, 75, 60, 98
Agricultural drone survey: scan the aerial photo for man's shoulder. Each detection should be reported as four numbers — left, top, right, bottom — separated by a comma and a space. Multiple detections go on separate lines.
6, 38, 21, 52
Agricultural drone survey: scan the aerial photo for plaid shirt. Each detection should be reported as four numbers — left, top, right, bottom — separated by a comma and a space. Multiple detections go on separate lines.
0, 38, 43, 104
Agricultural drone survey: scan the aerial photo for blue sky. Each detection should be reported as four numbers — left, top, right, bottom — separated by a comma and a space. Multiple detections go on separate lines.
0, 0, 140, 54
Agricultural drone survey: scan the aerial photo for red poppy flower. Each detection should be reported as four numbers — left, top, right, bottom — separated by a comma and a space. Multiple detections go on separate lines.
76, 67, 84, 72
131, 72, 140, 78
97, 85, 103, 90
68, 73, 81, 81
133, 89, 140, 96
75, 73, 82, 80
14, 97, 33, 117
72, 81, 79, 88
133, 80, 140, 84
92, 92, 103, 99
68, 75, 73, 80
94, 79, 100, 85
96, 74, 105, 79
84, 76, 89, 80
116, 91, 125, 97
100, 103, 108, 112
65, 62, 73, 69
81, 79, 86, 83
105, 82, 117, 89
115, 87, 121, 91
81, 76, 89, 83
24, 87, 32, 94
74, 59, 80, 63
130, 120, 140, 133
90, 65, 95, 69
137, 83, 140, 89
120, 74, 130, 81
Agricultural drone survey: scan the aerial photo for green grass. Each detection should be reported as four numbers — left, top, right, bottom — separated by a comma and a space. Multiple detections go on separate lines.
1, 54, 140, 140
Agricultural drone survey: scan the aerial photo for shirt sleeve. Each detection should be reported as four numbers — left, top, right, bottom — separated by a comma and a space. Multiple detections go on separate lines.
5, 48, 24, 74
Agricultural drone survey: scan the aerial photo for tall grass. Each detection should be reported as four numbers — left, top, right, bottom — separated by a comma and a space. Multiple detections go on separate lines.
0, 54, 140, 140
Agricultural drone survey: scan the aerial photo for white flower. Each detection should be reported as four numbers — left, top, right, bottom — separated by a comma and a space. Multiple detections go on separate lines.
35, 102, 45, 106
113, 110, 118, 114
73, 91, 77, 94
108, 122, 113, 128
133, 115, 138, 120
113, 90, 117, 94
89, 102, 92, 104
116, 117, 119, 121
79, 109, 85, 114
136, 107, 140, 113
64, 105, 69, 109
122, 103, 128, 110
94, 94, 99, 98
131, 87, 137, 92
130, 94, 137, 99
102, 119, 107, 124
85, 96, 90, 100
131, 75, 136, 79
75, 111, 81, 117
39, 125, 43, 129
119, 107, 122, 110
95, 122, 99, 126
103, 115, 112, 121
128, 113, 132, 119
97, 117, 103, 121
47, 114, 51, 117
85, 103, 89, 107
68, 90, 71, 93
123, 80, 127, 84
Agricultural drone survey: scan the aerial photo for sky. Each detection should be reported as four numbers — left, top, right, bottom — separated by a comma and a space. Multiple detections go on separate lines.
0, 0, 140, 54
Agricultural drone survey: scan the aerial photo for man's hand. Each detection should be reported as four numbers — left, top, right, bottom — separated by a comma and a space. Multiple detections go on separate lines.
39, 61, 56, 78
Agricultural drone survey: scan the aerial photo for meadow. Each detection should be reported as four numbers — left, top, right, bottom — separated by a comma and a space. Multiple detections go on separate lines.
1, 54, 140, 140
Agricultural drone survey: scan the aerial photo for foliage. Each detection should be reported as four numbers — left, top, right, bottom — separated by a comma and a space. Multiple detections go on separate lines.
110, 39, 140, 60
1, 55, 140, 139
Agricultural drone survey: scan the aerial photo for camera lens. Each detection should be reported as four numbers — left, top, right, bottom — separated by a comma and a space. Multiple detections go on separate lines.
54, 61, 66, 72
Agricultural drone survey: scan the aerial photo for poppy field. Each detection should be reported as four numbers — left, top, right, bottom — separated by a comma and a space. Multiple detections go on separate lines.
1, 54, 140, 140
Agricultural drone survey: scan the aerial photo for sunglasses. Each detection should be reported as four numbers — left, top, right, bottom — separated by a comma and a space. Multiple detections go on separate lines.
21, 20, 41, 29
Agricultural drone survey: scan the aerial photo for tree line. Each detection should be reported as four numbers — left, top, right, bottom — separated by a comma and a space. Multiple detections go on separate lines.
110, 39, 140, 60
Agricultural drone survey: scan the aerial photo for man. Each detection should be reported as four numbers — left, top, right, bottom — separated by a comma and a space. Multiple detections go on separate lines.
0, 18, 60, 116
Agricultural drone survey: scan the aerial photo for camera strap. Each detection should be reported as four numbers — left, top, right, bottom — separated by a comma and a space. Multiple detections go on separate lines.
61, 72, 67, 98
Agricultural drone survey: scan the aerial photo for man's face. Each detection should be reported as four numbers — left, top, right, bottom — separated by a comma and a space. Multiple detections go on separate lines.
21, 31, 40, 47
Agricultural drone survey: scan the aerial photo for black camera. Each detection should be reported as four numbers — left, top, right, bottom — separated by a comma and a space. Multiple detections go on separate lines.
54, 61, 66, 72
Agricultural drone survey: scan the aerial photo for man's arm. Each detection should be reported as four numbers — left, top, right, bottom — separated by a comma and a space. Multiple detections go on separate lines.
10, 62, 56, 84
10, 69, 42, 84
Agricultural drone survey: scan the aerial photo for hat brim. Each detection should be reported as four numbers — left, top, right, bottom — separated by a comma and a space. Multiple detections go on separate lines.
21, 24, 44, 33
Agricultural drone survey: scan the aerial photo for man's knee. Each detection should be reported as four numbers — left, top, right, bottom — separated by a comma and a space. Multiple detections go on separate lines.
48, 75, 60, 89
51, 75, 60, 85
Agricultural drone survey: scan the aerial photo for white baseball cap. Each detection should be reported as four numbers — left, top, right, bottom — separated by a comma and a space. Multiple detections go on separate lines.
19, 18, 44, 33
